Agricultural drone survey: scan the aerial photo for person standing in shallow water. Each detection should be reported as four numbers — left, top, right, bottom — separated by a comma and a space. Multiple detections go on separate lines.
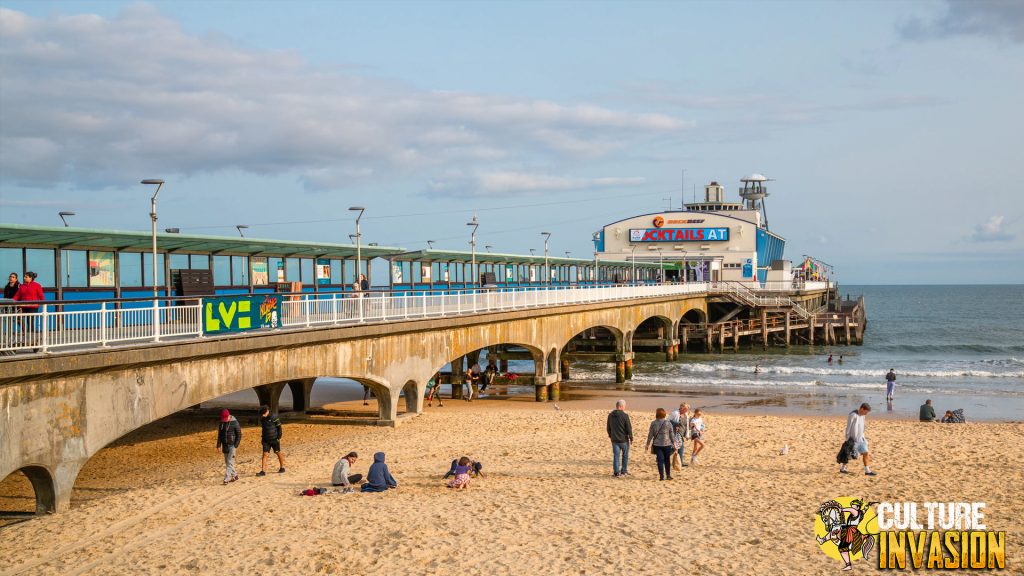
885, 369, 896, 400
606, 399, 633, 477
645, 408, 675, 481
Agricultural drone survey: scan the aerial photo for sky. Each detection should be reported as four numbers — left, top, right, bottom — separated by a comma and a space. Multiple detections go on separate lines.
0, 0, 1022, 284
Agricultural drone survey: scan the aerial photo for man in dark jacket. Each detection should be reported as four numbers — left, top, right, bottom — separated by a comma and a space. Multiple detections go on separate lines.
606, 399, 633, 477
256, 405, 285, 476
216, 409, 242, 484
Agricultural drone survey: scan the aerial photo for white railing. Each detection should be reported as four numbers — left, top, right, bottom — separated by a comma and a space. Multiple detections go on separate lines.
0, 284, 708, 355
0, 300, 203, 355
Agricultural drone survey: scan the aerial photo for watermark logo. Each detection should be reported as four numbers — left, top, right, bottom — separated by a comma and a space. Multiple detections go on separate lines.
814, 497, 879, 570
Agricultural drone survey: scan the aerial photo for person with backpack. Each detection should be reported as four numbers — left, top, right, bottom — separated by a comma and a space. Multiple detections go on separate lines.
216, 409, 242, 485
256, 405, 285, 476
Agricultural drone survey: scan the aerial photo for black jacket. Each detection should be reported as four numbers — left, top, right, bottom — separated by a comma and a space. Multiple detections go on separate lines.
3, 282, 18, 299
217, 417, 242, 453
259, 413, 282, 441
606, 410, 633, 444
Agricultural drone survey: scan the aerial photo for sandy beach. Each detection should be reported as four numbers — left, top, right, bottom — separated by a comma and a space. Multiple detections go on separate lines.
1, 391, 1022, 576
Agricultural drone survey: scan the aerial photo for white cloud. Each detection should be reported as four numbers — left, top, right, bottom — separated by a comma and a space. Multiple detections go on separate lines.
0, 6, 688, 193
970, 215, 1014, 242
427, 171, 646, 197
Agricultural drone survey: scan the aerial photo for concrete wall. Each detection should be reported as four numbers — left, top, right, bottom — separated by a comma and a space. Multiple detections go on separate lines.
0, 294, 706, 513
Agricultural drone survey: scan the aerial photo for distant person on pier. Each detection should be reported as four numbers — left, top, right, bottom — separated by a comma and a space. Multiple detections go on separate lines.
359, 273, 369, 292
689, 408, 706, 465
645, 408, 675, 480
256, 405, 285, 476
12, 271, 44, 348
885, 369, 897, 400
919, 399, 937, 422
839, 403, 876, 476
607, 399, 633, 477
331, 452, 362, 491
216, 409, 242, 485
350, 281, 360, 297
360, 452, 398, 493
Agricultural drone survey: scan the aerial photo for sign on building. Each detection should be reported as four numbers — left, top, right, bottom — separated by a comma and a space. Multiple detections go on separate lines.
203, 295, 281, 335
629, 228, 730, 243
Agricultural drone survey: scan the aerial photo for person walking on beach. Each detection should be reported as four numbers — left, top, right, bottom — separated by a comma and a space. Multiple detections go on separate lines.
331, 452, 362, 491
840, 403, 876, 476
689, 408, 706, 465
606, 399, 633, 477
216, 409, 242, 485
426, 372, 444, 407
362, 384, 372, 406
645, 408, 675, 481
361, 452, 398, 492
919, 399, 937, 422
885, 369, 896, 400
670, 403, 692, 469
256, 405, 285, 476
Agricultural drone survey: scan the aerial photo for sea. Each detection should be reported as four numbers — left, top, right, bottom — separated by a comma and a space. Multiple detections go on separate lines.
569, 285, 1024, 422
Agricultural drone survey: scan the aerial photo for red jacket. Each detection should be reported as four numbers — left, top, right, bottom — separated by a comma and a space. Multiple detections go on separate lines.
13, 280, 44, 310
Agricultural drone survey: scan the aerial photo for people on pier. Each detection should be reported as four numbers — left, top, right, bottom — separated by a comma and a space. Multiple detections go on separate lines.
361, 452, 398, 492
331, 451, 362, 491
669, 403, 691, 469
359, 273, 369, 292
919, 399, 937, 422
839, 403, 876, 476
607, 399, 633, 477
216, 409, 242, 485
885, 369, 896, 400
12, 271, 44, 348
256, 405, 286, 476
3, 272, 18, 299
645, 408, 675, 481
689, 408, 706, 465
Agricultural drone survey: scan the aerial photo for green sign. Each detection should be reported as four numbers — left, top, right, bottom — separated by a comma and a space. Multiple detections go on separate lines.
203, 295, 281, 334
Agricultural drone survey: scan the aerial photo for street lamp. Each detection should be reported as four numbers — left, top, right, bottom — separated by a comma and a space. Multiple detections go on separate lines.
236, 224, 249, 237
529, 248, 536, 256
630, 245, 638, 284
427, 240, 435, 250
657, 248, 664, 283
485, 245, 493, 253
165, 228, 180, 234
58, 211, 75, 227
541, 232, 552, 285
466, 216, 479, 286
594, 251, 599, 285
141, 179, 164, 299
349, 207, 365, 284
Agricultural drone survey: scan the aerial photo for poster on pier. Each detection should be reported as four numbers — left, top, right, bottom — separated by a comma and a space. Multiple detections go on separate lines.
252, 257, 269, 285
88, 251, 115, 287
421, 263, 432, 282
316, 258, 331, 285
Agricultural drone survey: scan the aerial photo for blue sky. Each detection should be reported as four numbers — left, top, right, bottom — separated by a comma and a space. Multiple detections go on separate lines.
1, 1, 1022, 283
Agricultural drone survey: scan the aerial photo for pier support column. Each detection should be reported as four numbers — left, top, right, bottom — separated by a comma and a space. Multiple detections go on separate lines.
254, 382, 287, 415
785, 312, 791, 347
615, 361, 626, 383
624, 359, 633, 381
760, 310, 769, 349
733, 325, 740, 352
451, 356, 465, 400
718, 325, 726, 352
535, 383, 549, 402
560, 357, 570, 380
548, 380, 560, 402
681, 327, 688, 351
287, 379, 314, 413
808, 317, 815, 346
845, 317, 852, 344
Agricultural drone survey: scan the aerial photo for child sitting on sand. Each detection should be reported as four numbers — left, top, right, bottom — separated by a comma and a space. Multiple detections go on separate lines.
443, 457, 484, 479
360, 452, 398, 493
447, 456, 474, 490
689, 409, 707, 465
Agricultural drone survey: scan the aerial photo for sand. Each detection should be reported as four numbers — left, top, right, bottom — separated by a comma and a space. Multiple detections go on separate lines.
1, 393, 1022, 576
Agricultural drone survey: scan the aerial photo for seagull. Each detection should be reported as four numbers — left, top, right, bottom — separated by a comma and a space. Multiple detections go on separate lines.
779, 444, 789, 455
553, 404, 561, 411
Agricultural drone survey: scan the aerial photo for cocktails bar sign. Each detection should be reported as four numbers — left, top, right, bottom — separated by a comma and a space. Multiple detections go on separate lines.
629, 228, 730, 243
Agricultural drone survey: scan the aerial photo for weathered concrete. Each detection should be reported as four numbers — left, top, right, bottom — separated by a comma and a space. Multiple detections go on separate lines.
0, 293, 705, 514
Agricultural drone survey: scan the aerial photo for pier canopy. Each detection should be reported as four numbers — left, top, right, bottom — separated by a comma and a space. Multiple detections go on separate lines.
0, 223, 403, 300
388, 249, 667, 290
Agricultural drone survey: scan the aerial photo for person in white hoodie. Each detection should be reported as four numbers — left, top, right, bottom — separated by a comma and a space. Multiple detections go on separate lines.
840, 403, 876, 476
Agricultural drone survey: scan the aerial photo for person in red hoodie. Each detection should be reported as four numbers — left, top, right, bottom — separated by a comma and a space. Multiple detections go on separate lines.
13, 271, 44, 349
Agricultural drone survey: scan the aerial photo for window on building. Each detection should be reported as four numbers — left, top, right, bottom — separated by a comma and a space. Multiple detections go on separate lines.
62, 250, 89, 287
120, 253, 143, 287
232, 255, 249, 286
25, 249, 55, 288
213, 255, 231, 285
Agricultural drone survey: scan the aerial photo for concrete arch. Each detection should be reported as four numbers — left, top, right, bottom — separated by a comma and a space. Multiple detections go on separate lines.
680, 307, 707, 326
1, 465, 57, 515
426, 342, 544, 400
546, 348, 558, 375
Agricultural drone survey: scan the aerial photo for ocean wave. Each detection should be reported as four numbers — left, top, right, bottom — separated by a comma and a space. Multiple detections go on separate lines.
672, 363, 1023, 379
871, 343, 1024, 354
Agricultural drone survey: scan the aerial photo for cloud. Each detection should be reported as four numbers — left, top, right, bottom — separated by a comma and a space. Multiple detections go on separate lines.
427, 170, 646, 197
970, 215, 1014, 242
0, 6, 688, 192
900, 0, 1024, 43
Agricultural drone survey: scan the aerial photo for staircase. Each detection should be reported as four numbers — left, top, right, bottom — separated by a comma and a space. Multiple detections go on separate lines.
712, 282, 813, 319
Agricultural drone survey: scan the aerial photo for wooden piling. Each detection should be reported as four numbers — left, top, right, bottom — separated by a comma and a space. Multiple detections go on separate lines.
760, 309, 768, 349
681, 327, 688, 351
845, 317, 852, 344
548, 381, 560, 402
785, 312, 791, 347
615, 361, 626, 383
624, 359, 634, 381
808, 317, 815, 346
733, 323, 740, 352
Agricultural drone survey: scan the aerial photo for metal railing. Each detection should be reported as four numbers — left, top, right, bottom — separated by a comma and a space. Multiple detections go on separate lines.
1, 284, 708, 355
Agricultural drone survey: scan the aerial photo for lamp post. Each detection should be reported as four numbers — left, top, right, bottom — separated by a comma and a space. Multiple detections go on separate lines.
141, 179, 164, 299
594, 251, 599, 285
529, 248, 536, 256
58, 211, 75, 291
349, 207, 365, 285
427, 240, 435, 250
466, 216, 479, 286
58, 211, 75, 227
541, 232, 552, 285
485, 245, 492, 253
630, 245, 638, 284
165, 228, 180, 234
658, 248, 664, 283
236, 224, 248, 237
